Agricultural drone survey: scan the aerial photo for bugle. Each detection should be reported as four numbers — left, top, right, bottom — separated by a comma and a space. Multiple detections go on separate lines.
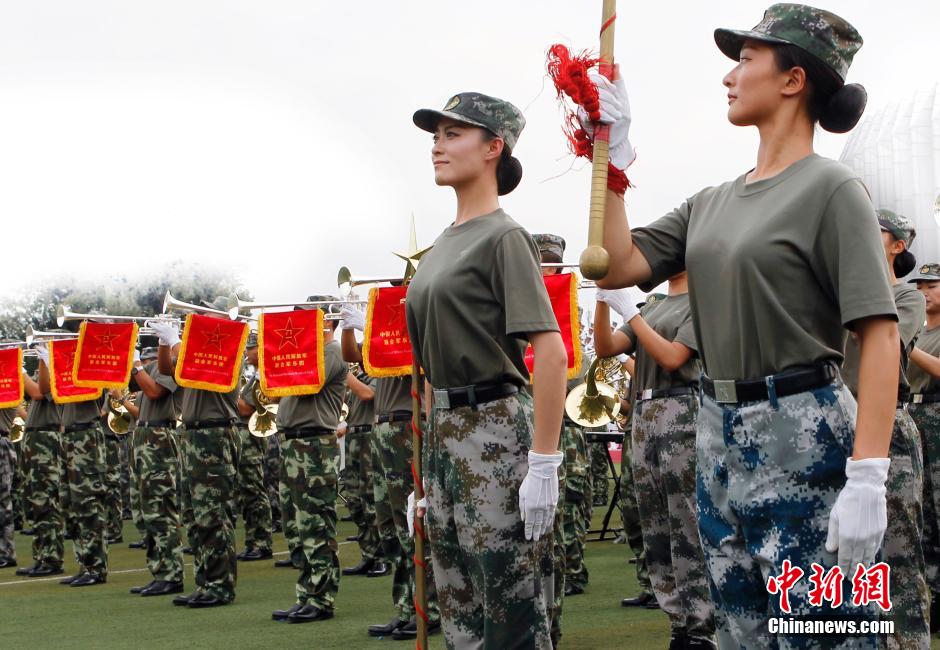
225, 295, 368, 321
162, 291, 256, 322
24, 326, 79, 347
56, 305, 181, 329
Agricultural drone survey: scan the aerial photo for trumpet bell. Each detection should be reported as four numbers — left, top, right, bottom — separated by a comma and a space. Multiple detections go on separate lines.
564, 381, 621, 428
249, 406, 278, 438
107, 410, 133, 435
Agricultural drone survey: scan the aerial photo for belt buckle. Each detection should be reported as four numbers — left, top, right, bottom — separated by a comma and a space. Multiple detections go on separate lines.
913, 394, 924, 404
640, 389, 652, 401
713, 380, 738, 404
433, 389, 451, 409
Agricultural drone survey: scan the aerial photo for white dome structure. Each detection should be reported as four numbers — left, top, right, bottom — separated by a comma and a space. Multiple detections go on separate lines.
840, 84, 940, 267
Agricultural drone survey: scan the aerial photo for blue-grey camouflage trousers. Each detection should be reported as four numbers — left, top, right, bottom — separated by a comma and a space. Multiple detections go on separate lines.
427, 392, 553, 650
697, 380, 878, 649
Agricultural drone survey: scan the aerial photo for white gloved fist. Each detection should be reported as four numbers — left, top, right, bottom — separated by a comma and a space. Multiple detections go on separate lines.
519, 451, 563, 541
407, 490, 427, 538
576, 71, 635, 171
34, 344, 50, 366
596, 288, 640, 323
339, 304, 365, 332
133, 349, 141, 363
149, 321, 181, 347
825, 457, 890, 575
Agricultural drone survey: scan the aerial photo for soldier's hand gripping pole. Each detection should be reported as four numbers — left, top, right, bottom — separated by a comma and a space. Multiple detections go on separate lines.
579, 0, 618, 281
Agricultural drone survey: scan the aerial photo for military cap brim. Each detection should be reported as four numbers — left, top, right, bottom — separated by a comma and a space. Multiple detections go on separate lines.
908, 272, 940, 283
413, 110, 496, 139
714, 28, 790, 63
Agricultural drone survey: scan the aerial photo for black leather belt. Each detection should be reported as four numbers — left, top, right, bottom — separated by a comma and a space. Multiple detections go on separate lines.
910, 392, 940, 405
25, 426, 57, 433
635, 385, 698, 402
62, 422, 98, 433
140, 419, 176, 429
233, 422, 249, 431
432, 382, 519, 410
183, 419, 235, 429
702, 363, 838, 404
282, 426, 332, 440
584, 430, 624, 443
346, 425, 372, 434
375, 411, 412, 424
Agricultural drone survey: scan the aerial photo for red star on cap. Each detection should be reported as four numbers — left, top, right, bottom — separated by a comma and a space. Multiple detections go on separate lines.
201, 324, 230, 352
273, 317, 304, 350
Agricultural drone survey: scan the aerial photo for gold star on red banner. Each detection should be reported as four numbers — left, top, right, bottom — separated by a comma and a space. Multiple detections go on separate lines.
201, 325, 230, 352
273, 317, 304, 350
93, 327, 121, 352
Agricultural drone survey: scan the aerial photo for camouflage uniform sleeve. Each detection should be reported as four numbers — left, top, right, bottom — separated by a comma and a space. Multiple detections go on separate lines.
631, 198, 693, 292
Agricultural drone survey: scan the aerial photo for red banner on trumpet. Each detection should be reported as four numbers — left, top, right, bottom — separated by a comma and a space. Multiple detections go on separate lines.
525, 273, 582, 380
363, 285, 412, 378
49, 339, 102, 404
72, 321, 139, 389
0, 348, 24, 408
175, 314, 248, 393
258, 309, 326, 397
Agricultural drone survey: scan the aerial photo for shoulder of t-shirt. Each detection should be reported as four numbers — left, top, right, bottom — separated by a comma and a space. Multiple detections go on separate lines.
803, 157, 867, 203
895, 284, 927, 310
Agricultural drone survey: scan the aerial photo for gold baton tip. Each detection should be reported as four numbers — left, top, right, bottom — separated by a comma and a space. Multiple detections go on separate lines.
579, 245, 610, 281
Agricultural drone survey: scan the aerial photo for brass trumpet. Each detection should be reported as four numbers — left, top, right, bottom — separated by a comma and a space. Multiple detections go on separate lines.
107, 389, 133, 435
564, 357, 622, 428
56, 306, 182, 329
24, 326, 79, 347
162, 291, 256, 321
10, 417, 25, 443
226, 295, 368, 322
248, 383, 278, 438
0, 341, 39, 358
336, 266, 404, 291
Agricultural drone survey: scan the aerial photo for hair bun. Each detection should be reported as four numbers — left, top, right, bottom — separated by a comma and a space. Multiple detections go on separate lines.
820, 83, 867, 133
497, 155, 523, 195
894, 250, 917, 278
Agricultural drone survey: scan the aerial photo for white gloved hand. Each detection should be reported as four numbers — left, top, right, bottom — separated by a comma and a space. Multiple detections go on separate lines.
339, 304, 365, 332
825, 457, 890, 575
149, 321, 181, 347
596, 288, 640, 323
407, 490, 427, 538
133, 349, 141, 363
519, 451, 563, 541
576, 71, 635, 170
34, 344, 50, 366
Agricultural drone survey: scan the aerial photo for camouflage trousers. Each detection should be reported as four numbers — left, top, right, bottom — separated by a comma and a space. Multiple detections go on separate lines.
127, 430, 145, 538
13, 438, 27, 530
562, 424, 591, 590
427, 392, 553, 650
176, 428, 196, 550
264, 434, 282, 530
22, 429, 63, 566
184, 425, 239, 602
879, 408, 929, 649
697, 381, 878, 649
374, 420, 440, 623
910, 402, 940, 595
550, 427, 567, 647
370, 425, 408, 617
589, 441, 609, 506
119, 434, 132, 520
235, 427, 273, 552
345, 428, 381, 562
134, 426, 183, 583
0, 436, 15, 561
620, 433, 651, 592
632, 395, 713, 637
61, 424, 109, 577
281, 434, 340, 610
103, 433, 124, 540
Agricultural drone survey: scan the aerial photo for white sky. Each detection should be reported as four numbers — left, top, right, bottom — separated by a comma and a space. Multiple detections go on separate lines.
1, 0, 937, 303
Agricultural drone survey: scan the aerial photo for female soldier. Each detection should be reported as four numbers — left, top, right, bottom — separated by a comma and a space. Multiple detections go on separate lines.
405, 93, 569, 649
592, 5, 900, 646
593, 273, 715, 649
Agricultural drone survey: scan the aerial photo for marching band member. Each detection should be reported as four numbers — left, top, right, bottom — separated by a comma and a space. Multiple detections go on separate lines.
594, 5, 899, 645
0, 377, 24, 569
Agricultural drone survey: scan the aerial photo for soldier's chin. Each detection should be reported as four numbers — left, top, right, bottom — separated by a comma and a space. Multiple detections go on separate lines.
433, 168, 455, 187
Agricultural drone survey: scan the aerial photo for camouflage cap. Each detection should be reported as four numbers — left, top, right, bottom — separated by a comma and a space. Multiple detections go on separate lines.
245, 330, 258, 349
877, 209, 916, 248
908, 263, 940, 284
303, 295, 341, 315
139, 347, 159, 361
714, 3, 863, 82
636, 293, 668, 310
413, 92, 526, 153
532, 233, 566, 262
201, 295, 230, 313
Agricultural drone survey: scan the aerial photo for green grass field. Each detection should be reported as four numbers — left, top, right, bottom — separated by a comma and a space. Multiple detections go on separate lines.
3, 503, 939, 649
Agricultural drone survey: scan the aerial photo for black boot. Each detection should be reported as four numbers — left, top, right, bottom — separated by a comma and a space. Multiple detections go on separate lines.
286, 604, 333, 623
29, 563, 64, 577
140, 580, 184, 597
70, 572, 106, 587
15, 563, 39, 576
392, 617, 441, 640
0, 558, 17, 569
621, 591, 656, 607
668, 629, 689, 650
128, 539, 146, 550
272, 603, 304, 622
273, 558, 294, 568
130, 579, 157, 594
366, 562, 390, 577
342, 558, 375, 576
368, 616, 408, 637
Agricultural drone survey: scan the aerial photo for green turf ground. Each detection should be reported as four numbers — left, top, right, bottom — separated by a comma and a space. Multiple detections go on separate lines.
3, 503, 939, 648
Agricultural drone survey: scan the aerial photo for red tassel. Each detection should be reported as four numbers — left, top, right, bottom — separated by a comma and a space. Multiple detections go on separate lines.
546, 44, 632, 196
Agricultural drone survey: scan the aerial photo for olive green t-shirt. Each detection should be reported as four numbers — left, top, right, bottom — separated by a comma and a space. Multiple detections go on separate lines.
26, 393, 60, 430
618, 293, 701, 393
0, 407, 16, 434
631, 154, 897, 380
347, 373, 375, 427
373, 376, 413, 416
61, 396, 105, 428
909, 325, 940, 394
842, 283, 925, 397
180, 373, 240, 424
136, 361, 180, 423
406, 209, 559, 389
276, 340, 349, 430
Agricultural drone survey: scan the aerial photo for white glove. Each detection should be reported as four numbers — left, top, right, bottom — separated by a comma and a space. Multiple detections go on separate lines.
576, 71, 635, 170
519, 451, 563, 541
407, 490, 427, 538
596, 288, 640, 323
149, 321, 181, 347
825, 457, 890, 575
339, 304, 365, 332
133, 349, 141, 363
34, 344, 50, 366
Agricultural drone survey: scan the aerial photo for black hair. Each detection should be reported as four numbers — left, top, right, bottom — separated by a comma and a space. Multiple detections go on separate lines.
771, 44, 867, 133
481, 130, 523, 195
882, 228, 917, 277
